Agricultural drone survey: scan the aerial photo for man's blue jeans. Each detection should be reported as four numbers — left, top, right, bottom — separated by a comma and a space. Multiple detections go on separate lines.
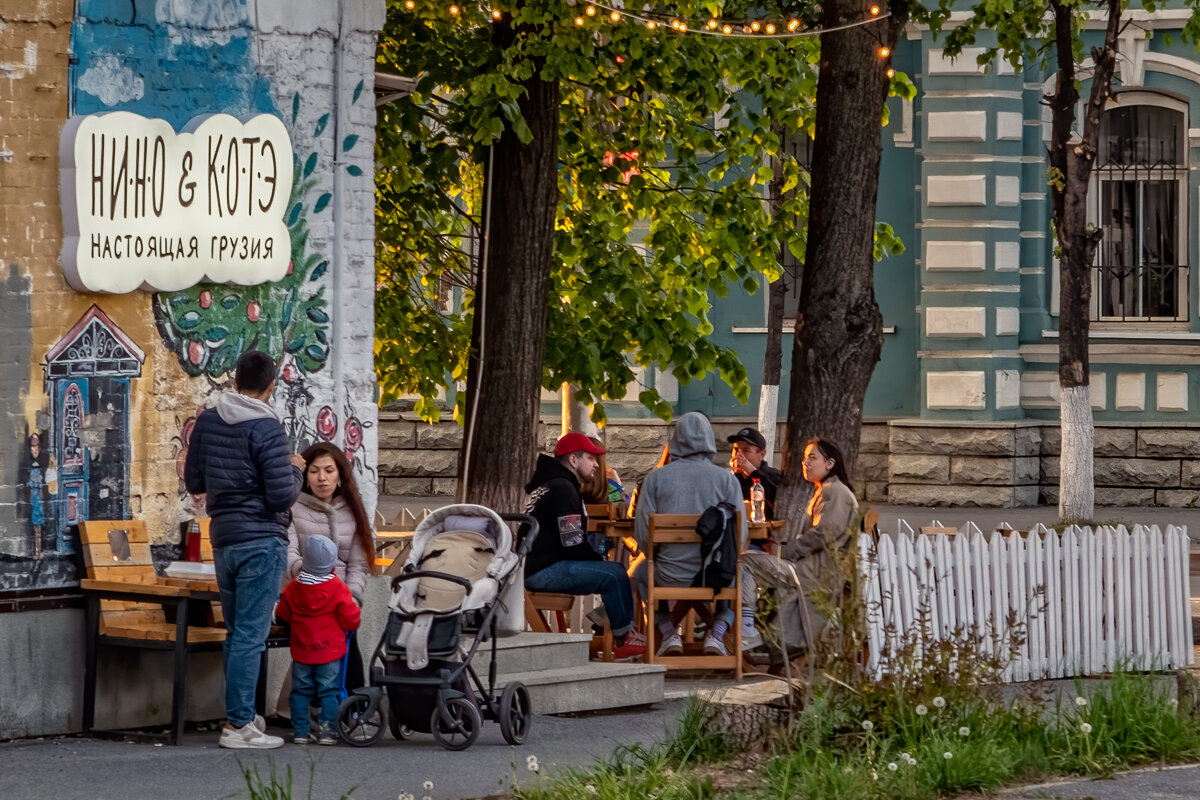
525, 559, 636, 637
214, 537, 287, 728
290, 660, 341, 737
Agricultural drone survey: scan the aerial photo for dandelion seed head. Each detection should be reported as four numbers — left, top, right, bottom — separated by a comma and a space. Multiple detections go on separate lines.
526, 755, 541, 772
933, 696, 946, 708
1075, 696, 1088, 707
861, 720, 874, 731
1080, 722, 1093, 734
423, 782, 434, 791
915, 704, 928, 716
871, 769, 879, 781
943, 751, 953, 760
958, 726, 970, 737
887, 762, 898, 772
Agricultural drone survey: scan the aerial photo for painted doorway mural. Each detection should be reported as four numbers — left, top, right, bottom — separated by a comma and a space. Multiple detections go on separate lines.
44, 305, 144, 555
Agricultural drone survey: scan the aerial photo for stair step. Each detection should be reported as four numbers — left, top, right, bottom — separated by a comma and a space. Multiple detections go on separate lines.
467, 631, 593, 673
496, 662, 667, 715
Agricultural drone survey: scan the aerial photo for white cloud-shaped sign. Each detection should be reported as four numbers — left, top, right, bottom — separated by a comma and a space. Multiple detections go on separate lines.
60, 112, 294, 293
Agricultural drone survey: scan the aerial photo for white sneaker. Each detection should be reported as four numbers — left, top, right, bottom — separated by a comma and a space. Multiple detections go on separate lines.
252, 714, 266, 732
742, 627, 764, 652
703, 635, 728, 656
219, 722, 284, 749
656, 633, 683, 657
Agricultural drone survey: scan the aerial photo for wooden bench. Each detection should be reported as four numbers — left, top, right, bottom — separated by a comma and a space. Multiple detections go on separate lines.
80, 519, 228, 745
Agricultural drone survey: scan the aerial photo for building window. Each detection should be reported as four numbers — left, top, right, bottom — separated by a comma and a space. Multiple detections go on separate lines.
1090, 94, 1189, 323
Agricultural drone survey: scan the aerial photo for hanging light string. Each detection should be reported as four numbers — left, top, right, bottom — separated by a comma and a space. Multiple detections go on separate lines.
584, 2, 888, 38
409, 1, 892, 40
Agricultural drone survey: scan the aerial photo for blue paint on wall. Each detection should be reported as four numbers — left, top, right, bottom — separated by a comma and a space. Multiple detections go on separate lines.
72, 0, 275, 124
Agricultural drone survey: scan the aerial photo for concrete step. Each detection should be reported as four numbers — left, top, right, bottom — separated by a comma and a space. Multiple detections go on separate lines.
496, 662, 667, 715
466, 631, 594, 674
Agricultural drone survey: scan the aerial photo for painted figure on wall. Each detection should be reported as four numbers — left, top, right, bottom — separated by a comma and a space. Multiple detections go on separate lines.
24, 434, 51, 560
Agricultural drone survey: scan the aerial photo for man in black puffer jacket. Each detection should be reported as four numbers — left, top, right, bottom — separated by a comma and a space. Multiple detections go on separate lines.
524, 433, 644, 661
185, 350, 303, 749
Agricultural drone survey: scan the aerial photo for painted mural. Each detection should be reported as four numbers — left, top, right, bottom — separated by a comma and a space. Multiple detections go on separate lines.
0, 1, 378, 595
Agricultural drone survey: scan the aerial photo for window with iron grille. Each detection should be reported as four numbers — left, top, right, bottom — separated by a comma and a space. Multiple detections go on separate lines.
1089, 93, 1189, 323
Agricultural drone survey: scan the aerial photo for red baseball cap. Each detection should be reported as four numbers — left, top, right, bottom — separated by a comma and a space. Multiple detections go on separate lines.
554, 432, 606, 457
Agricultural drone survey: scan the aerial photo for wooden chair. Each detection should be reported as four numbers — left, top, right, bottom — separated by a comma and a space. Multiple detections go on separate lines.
644, 512, 743, 680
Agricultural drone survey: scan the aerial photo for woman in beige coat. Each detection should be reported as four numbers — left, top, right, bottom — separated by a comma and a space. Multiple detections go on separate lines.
287, 442, 374, 687
741, 438, 859, 661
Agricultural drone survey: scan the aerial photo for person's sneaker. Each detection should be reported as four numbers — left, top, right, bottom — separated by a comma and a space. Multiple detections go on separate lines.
742, 626, 764, 652
703, 635, 728, 656
293, 733, 315, 745
625, 630, 647, 648
219, 722, 284, 749
252, 715, 267, 732
656, 632, 683, 657
612, 638, 646, 662
316, 732, 338, 746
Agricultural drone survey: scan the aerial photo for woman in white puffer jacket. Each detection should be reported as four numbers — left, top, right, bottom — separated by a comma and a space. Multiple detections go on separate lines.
287, 442, 374, 686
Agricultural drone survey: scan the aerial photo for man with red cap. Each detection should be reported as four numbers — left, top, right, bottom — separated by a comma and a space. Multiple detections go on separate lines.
523, 433, 645, 660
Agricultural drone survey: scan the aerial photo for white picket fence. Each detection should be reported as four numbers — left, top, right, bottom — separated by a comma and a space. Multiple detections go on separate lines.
858, 524, 1194, 681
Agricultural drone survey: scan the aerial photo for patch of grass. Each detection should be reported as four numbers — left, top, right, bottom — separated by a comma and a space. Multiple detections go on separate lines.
659, 697, 736, 767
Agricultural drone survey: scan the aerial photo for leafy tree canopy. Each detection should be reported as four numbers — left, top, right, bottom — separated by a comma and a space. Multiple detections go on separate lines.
375, 0, 916, 422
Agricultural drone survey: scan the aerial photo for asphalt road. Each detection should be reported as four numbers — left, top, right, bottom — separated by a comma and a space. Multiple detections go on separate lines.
998, 763, 1200, 799
0, 701, 683, 800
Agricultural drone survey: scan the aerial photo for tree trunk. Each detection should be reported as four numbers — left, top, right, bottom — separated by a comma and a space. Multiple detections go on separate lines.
759, 278, 786, 463
775, 1, 899, 523
1050, 0, 1120, 522
458, 25, 559, 512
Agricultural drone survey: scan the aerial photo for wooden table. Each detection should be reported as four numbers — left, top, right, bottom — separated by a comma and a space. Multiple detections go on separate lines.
375, 529, 415, 571
598, 518, 784, 541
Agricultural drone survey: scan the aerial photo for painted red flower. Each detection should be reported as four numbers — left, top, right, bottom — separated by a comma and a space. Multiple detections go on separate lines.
344, 418, 363, 460
316, 406, 337, 441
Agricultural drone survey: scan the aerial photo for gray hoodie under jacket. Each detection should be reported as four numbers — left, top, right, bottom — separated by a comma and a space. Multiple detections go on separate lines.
634, 412, 748, 586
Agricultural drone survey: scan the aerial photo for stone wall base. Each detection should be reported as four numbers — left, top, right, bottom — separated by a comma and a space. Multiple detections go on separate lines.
377, 409, 1200, 508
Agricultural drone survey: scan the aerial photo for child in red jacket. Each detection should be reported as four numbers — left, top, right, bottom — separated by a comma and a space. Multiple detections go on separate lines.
276, 535, 361, 745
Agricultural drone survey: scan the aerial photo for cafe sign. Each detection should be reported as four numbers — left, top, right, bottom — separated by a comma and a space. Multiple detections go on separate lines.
60, 112, 294, 293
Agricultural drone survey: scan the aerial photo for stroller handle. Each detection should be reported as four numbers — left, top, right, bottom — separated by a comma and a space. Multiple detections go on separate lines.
499, 513, 539, 556
390, 569, 474, 592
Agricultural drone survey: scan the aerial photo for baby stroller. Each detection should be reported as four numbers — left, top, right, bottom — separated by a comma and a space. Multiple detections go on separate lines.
336, 504, 537, 750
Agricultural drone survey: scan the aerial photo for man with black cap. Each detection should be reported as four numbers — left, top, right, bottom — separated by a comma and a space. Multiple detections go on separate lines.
523, 433, 645, 661
727, 426, 781, 520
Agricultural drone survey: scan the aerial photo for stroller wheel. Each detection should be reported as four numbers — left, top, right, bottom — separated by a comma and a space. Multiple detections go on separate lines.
337, 694, 385, 747
499, 682, 532, 745
430, 696, 481, 751
388, 713, 413, 741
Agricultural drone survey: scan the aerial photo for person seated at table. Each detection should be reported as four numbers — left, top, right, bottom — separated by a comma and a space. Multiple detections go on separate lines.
626, 443, 670, 520
633, 412, 747, 657
524, 433, 646, 661
580, 436, 628, 510
726, 426, 781, 519
740, 438, 858, 659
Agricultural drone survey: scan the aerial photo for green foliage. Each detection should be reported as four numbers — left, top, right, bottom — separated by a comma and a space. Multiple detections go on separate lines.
155, 97, 347, 381
374, 1, 828, 420
660, 696, 736, 766
237, 755, 359, 800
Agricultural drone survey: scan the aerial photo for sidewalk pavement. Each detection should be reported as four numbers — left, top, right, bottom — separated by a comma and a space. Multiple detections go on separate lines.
0, 701, 684, 800
995, 763, 1200, 799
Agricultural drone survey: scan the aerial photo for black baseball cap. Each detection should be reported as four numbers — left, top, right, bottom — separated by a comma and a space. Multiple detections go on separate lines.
727, 427, 766, 449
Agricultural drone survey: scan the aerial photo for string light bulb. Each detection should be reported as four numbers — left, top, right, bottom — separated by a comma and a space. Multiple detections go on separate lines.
887, 68, 895, 77
491, 8, 501, 18
646, 19, 656, 29
765, 23, 776, 33
750, 21, 761, 31
670, 19, 680, 29
679, 21, 687, 31
574, 15, 584, 25
787, 19, 800, 31
404, 0, 414, 8
448, 4, 459, 15
585, 5, 596, 15
723, 24, 732, 33
707, 18, 718, 29
609, 10, 620, 21
879, 46, 890, 57
870, 5, 881, 14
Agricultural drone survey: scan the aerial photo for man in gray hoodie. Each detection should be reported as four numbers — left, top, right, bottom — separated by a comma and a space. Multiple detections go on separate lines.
634, 412, 747, 657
